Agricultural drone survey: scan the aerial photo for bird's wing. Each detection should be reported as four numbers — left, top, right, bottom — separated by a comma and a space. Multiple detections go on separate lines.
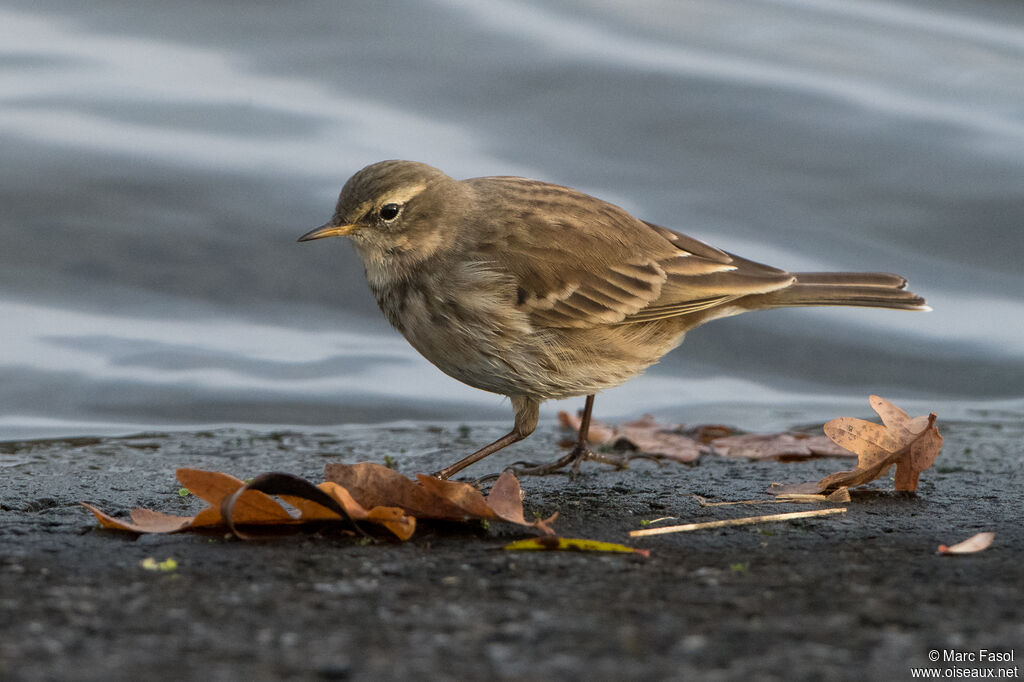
469, 178, 794, 329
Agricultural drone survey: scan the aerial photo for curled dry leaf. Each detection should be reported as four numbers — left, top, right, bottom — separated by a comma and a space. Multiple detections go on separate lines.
325, 462, 556, 535
81, 469, 296, 534
83, 464, 555, 541
814, 396, 942, 493
938, 532, 995, 555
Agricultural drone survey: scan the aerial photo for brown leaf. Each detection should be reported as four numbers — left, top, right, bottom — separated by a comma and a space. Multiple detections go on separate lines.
685, 424, 736, 444
84, 464, 553, 541
817, 453, 899, 491
561, 414, 852, 464
559, 412, 702, 463
557, 410, 616, 443
81, 503, 194, 534
810, 399, 942, 493
177, 468, 294, 525
326, 462, 556, 533
365, 507, 417, 540
485, 471, 557, 535
81, 469, 297, 534
325, 462, 478, 520
938, 532, 994, 555
894, 419, 943, 491
221, 472, 362, 539
823, 418, 904, 467
417, 474, 497, 519
615, 416, 702, 463
711, 433, 852, 460
869, 395, 929, 437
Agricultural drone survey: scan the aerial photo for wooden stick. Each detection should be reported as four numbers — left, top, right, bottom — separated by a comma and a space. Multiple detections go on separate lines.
629, 507, 847, 537
694, 488, 850, 507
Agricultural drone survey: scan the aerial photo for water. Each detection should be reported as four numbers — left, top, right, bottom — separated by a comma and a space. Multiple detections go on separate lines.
2, 0, 1023, 439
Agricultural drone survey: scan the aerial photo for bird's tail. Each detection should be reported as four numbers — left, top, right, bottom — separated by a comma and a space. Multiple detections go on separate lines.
747, 272, 929, 311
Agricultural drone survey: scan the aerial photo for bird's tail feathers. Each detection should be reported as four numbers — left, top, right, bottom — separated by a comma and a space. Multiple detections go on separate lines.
747, 272, 929, 311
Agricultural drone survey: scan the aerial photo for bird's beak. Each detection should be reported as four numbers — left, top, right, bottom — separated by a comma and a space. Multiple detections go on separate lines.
297, 222, 358, 242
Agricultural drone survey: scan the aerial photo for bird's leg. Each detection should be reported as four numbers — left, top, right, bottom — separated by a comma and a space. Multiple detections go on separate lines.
568, 393, 595, 474
510, 394, 600, 477
433, 396, 539, 480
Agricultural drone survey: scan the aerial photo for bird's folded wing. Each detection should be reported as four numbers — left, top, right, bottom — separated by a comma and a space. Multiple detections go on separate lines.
477, 179, 794, 329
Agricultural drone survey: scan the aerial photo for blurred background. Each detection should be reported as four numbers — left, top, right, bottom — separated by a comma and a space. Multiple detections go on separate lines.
2, 0, 1022, 439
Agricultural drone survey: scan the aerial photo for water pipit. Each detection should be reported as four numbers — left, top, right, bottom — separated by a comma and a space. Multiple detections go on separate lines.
299, 160, 927, 479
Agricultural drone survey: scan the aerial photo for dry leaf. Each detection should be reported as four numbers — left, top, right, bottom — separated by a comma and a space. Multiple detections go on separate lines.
324, 462, 469, 520
938, 532, 994, 555
80, 504, 194, 534
772, 396, 943, 495
685, 424, 735, 444
485, 472, 558, 535
558, 412, 702, 463
711, 432, 852, 460
83, 465, 552, 540
895, 423, 943, 491
559, 413, 851, 463
813, 396, 942, 493
325, 462, 556, 534
220, 472, 364, 540
556, 410, 616, 443
505, 536, 649, 557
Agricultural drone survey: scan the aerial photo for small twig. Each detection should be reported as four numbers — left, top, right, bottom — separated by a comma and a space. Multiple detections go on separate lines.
629, 507, 847, 537
694, 488, 850, 507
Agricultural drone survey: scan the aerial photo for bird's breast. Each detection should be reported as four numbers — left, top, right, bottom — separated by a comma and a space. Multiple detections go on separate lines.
367, 260, 688, 401
369, 261, 539, 395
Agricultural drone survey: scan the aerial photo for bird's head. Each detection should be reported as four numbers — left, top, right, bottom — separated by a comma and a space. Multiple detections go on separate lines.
299, 160, 463, 276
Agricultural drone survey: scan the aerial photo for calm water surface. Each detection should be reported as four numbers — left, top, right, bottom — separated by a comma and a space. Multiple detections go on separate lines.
2, 0, 1023, 439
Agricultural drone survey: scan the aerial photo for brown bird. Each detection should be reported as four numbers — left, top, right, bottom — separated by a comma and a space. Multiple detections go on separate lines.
299, 160, 927, 479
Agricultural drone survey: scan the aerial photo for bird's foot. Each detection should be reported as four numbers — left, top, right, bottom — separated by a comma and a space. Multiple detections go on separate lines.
457, 449, 663, 489
506, 443, 632, 478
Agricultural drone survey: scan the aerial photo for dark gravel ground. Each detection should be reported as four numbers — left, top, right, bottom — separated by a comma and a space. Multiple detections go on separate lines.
1, 416, 1021, 681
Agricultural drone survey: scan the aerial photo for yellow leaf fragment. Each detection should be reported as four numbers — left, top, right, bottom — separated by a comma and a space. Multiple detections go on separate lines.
505, 536, 649, 557
140, 557, 178, 572
938, 532, 994, 555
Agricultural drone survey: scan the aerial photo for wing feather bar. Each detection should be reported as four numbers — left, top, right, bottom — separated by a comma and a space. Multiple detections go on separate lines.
620, 295, 738, 323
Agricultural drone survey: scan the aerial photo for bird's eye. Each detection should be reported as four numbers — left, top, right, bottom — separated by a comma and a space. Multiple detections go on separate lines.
379, 203, 401, 221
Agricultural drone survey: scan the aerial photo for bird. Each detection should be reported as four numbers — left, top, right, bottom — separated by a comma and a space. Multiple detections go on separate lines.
299, 160, 927, 480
